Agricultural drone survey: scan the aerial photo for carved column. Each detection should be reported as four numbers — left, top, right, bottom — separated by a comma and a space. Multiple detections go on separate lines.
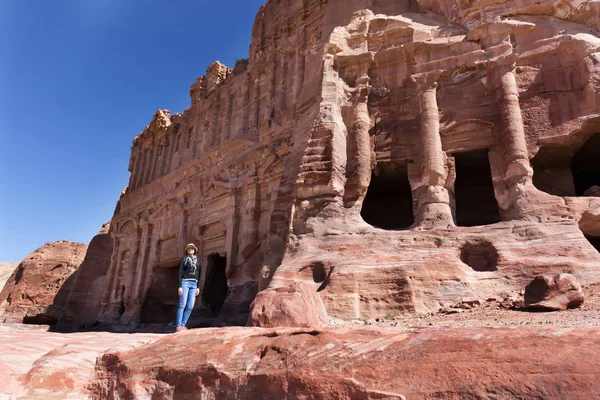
98, 235, 120, 321
119, 220, 148, 324
144, 146, 155, 185
150, 144, 161, 181
160, 138, 170, 177
413, 73, 454, 228
490, 57, 532, 181
488, 56, 533, 218
345, 75, 373, 202
135, 149, 147, 189
225, 183, 241, 277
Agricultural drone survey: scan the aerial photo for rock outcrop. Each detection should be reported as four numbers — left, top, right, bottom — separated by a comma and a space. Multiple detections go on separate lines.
89, 326, 600, 399
250, 281, 329, 328
58, 223, 113, 330
60, 0, 600, 329
525, 273, 585, 310
0, 241, 87, 325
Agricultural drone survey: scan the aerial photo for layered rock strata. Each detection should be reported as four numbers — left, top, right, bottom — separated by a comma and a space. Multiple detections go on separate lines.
90, 326, 600, 399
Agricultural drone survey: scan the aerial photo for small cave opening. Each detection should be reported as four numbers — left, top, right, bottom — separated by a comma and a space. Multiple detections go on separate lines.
572, 133, 600, 196
202, 254, 229, 315
532, 146, 575, 196
140, 266, 179, 324
460, 241, 498, 272
453, 149, 501, 227
361, 163, 414, 230
311, 261, 326, 284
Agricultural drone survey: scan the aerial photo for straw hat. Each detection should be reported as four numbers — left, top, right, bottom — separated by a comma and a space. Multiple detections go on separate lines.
185, 243, 198, 253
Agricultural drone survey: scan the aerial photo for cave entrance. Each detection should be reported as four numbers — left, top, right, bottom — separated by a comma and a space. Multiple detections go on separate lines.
202, 254, 228, 315
361, 163, 414, 230
532, 146, 575, 196
140, 266, 179, 324
453, 149, 501, 226
572, 133, 600, 196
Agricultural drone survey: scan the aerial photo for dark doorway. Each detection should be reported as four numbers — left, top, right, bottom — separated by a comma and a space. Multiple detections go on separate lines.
202, 254, 229, 314
585, 235, 600, 253
453, 149, 501, 226
572, 133, 600, 196
140, 266, 179, 324
532, 146, 575, 196
361, 163, 414, 230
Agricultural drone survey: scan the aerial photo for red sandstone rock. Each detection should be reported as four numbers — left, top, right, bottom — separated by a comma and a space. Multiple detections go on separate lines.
0, 241, 87, 325
58, 223, 113, 329
0, 324, 162, 399
89, 326, 600, 399
250, 281, 328, 328
525, 273, 585, 311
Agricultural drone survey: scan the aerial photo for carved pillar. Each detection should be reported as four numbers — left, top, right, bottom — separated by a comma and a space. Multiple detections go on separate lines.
144, 146, 155, 185
490, 57, 532, 182
250, 75, 261, 135
99, 235, 120, 321
135, 149, 147, 188
166, 134, 176, 175
413, 73, 454, 228
344, 75, 372, 202
104, 236, 126, 322
225, 185, 241, 277
488, 56, 533, 218
242, 74, 253, 134
210, 93, 221, 148
118, 222, 146, 323
160, 139, 170, 177
150, 144, 161, 181
225, 92, 234, 142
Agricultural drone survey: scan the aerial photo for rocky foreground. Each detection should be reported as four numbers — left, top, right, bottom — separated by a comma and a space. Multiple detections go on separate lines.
2, 289, 600, 400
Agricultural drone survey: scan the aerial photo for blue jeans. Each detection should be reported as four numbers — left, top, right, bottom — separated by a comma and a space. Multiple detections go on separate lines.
176, 280, 198, 327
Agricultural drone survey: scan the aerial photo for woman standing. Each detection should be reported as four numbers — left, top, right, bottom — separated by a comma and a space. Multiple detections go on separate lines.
176, 243, 201, 332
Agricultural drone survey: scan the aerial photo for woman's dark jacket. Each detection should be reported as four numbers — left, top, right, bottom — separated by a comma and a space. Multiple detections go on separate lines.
178, 254, 200, 287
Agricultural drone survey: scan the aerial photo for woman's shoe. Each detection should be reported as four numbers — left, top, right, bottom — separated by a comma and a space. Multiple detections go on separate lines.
175, 326, 184, 332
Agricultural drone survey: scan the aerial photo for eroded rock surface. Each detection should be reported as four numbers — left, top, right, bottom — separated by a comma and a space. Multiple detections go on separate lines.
250, 281, 329, 328
525, 273, 585, 310
0, 241, 87, 325
0, 324, 161, 400
89, 326, 600, 400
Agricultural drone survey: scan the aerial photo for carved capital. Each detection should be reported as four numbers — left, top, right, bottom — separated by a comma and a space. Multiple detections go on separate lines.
411, 70, 442, 92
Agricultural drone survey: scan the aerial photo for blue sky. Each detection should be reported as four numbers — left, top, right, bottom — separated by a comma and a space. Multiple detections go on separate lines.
0, 0, 265, 261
